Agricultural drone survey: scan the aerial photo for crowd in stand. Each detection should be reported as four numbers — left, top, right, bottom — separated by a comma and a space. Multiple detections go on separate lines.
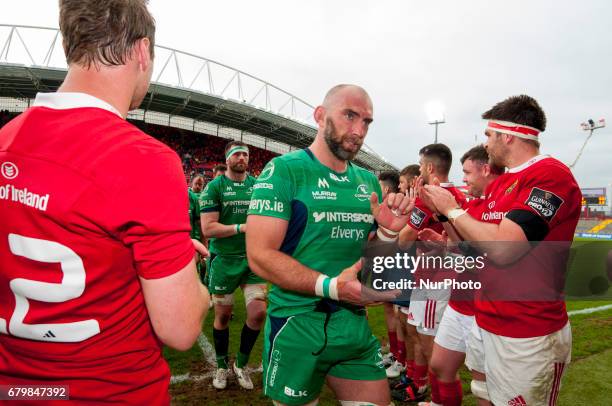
138, 122, 277, 181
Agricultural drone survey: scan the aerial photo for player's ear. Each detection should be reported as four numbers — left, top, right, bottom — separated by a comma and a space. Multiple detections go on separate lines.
314, 105, 326, 126
482, 163, 491, 177
135, 37, 152, 73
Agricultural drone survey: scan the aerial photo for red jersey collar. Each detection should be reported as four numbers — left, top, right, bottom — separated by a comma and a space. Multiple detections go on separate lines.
33, 92, 122, 118
507, 154, 550, 174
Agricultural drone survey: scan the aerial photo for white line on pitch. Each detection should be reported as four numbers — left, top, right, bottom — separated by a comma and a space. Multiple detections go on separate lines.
568, 304, 612, 316
197, 332, 216, 366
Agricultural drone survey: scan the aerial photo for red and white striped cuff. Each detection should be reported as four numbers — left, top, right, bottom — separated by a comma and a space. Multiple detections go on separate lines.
486, 120, 541, 141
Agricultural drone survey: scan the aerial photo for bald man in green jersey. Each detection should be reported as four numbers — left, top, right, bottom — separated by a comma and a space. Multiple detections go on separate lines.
247, 84, 415, 406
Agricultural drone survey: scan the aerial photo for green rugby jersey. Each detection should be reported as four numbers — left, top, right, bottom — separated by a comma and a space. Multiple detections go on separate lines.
200, 174, 256, 255
247, 148, 382, 317
188, 189, 202, 240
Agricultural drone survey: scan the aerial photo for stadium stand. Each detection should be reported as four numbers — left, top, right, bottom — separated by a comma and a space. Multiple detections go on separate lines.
138, 122, 277, 181
575, 219, 604, 234
588, 219, 612, 234
0, 24, 397, 175
0, 112, 277, 182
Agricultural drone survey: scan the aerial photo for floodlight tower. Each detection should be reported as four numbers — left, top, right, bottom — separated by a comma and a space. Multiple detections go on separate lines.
569, 118, 606, 169
425, 101, 445, 143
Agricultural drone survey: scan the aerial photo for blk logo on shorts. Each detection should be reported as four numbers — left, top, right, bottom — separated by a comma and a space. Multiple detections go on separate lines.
284, 386, 308, 398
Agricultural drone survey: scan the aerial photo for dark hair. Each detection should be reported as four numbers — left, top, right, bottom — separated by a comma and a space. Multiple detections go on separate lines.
378, 171, 400, 193
482, 95, 546, 132
460, 145, 489, 165
212, 163, 227, 173
461, 145, 504, 175
59, 0, 155, 68
400, 164, 420, 178
190, 175, 204, 185
419, 143, 452, 176
224, 140, 248, 154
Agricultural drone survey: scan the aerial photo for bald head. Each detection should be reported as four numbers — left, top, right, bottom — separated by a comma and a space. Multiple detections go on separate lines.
313, 84, 373, 162
322, 84, 372, 110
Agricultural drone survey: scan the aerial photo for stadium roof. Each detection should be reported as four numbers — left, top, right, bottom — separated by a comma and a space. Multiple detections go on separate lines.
0, 24, 396, 172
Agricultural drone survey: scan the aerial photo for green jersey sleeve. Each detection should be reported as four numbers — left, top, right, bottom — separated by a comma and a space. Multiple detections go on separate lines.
189, 190, 202, 240
248, 158, 293, 221
199, 180, 220, 213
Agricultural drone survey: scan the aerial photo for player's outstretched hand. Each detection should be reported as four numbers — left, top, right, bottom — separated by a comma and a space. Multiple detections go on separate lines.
418, 228, 446, 242
421, 185, 459, 215
337, 259, 399, 305
192, 238, 210, 258
417, 228, 447, 255
370, 187, 416, 233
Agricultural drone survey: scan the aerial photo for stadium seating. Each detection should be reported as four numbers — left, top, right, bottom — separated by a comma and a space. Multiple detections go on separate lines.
575, 219, 603, 234
588, 219, 612, 234
136, 122, 277, 182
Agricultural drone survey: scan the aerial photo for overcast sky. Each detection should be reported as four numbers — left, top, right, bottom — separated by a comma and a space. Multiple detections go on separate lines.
2, 0, 611, 187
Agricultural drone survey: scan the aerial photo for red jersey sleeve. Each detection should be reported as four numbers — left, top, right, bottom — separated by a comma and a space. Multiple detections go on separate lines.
98, 137, 195, 280
509, 163, 581, 228
407, 197, 435, 231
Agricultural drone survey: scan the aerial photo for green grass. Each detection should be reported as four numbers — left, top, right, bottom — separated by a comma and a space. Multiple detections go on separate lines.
565, 239, 611, 299
557, 349, 612, 405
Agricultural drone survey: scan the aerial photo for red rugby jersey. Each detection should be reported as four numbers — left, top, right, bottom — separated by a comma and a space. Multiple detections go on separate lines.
407, 183, 467, 282
473, 155, 581, 337
448, 197, 487, 316
0, 92, 194, 404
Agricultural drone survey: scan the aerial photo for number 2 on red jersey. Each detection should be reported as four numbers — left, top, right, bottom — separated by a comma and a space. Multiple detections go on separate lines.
1, 234, 100, 342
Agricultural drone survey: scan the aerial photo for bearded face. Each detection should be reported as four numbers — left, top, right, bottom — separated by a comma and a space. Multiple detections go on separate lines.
227, 152, 248, 173
485, 132, 508, 168
323, 117, 363, 161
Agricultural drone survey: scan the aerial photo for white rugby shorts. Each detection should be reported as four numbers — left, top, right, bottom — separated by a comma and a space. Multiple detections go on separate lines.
466, 322, 571, 406
404, 287, 449, 336
434, 304, 475, 353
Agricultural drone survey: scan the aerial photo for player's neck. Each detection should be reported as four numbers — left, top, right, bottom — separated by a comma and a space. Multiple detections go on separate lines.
58, 66, 133, 119
427, 173, 449, 185
225, 170, 247, 182
506, 147, 541, 170
309, 137, 348, 173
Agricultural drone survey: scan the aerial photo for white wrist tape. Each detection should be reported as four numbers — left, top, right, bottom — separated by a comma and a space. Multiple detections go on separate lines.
377, 227, 398, 242
315, 274, 339, 299
315, 274, 327, 297
380, 226, 399, 236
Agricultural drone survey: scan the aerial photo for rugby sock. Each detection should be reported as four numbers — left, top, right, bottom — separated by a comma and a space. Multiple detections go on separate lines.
414, 363, 428, 388
406, 359, 415, 379
438, 379, 463, 406
396, 339, 406, 366
213, 327, 229, 369
429, 370, 441, 404
388, 331, 398, 358
236, 324, 261, 368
